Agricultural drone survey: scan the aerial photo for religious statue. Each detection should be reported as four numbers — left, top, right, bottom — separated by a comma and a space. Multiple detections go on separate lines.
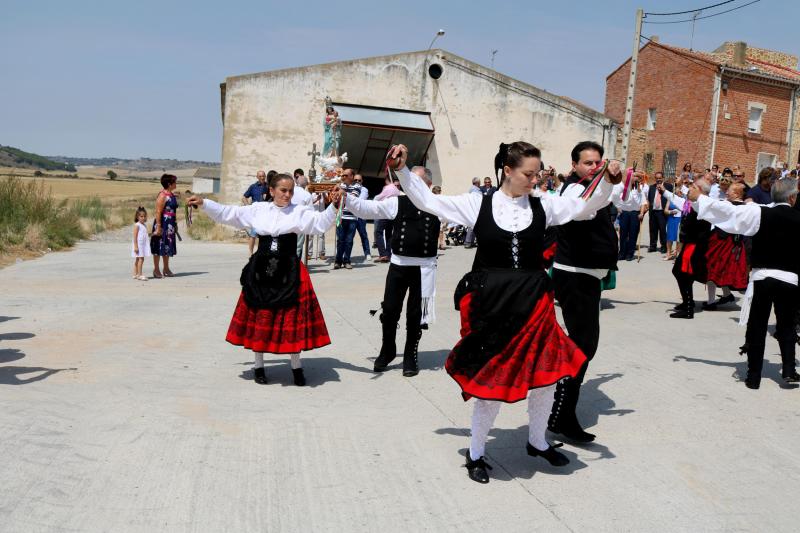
309, 97, 348, 188
323, 97, 342, 158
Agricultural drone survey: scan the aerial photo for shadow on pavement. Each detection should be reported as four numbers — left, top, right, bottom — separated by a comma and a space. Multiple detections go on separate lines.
433, 373, 625, 481
673, 354, 793, 388
0, 365, 74, 385
429, 436, 589, 482
169, 271, 208, 277
0, 316, 21, 323
238, 356, 373, 387
0, 332, 35, 341
0, 348, 26, 363
577, 373, 634, 430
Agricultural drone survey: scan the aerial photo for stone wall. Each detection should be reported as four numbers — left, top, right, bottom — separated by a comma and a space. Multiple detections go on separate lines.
219, 50, 615, 201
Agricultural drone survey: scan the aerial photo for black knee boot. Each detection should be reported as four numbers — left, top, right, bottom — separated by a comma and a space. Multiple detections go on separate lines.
548, 378, 595, 443
670, 281, 694, 319
374, 320, 398, 372
402, 327, 422, 377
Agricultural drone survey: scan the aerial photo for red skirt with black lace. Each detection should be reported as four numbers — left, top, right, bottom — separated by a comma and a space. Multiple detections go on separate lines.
226, 263, 331, 353
705, 231, 748, 290
446, 269, 587, 403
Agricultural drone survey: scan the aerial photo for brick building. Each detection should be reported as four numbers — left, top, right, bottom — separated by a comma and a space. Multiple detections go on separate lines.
606, 40, 800, 181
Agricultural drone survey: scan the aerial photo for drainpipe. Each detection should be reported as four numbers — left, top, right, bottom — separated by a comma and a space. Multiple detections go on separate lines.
787, 85, 798, 165
709, 68, 723, 168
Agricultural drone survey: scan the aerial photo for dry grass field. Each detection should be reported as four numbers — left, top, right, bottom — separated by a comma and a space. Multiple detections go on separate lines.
0, 165, 197, 182
14, 175, 165, 200
0, 174, 178, 268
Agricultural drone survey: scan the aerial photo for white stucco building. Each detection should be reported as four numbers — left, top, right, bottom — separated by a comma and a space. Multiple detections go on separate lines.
218, 49, 616, 200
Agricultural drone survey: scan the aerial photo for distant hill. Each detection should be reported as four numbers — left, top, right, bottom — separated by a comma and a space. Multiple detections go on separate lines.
0, 145, 77, 172
47, 156, 219, 172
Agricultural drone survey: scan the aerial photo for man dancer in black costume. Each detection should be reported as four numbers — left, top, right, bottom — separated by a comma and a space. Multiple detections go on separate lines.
548, 141, 625, 443
344, 166, 440, 377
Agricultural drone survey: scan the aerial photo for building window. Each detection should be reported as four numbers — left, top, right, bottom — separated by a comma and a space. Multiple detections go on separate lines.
644, 152, 654, 174
647, 108, 657, 131
756, 152, 777, 176
662, 150, 678, 178
748, 102, 765, 134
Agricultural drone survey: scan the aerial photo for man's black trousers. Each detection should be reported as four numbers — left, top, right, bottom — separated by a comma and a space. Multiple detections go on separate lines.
745, 278, 799, 384
648, 209, 667, 251
381, 263, 422, 329
549, 268, 603, 429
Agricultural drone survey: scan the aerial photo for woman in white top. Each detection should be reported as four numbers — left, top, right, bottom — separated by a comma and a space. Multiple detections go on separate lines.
388, 142, 621, 484
186, 174, 342, 387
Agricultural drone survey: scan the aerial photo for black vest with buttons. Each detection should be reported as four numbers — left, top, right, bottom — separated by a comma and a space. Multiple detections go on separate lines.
472, 192, 544, 270
751, 205, 800, 274
391, 196, 441, 257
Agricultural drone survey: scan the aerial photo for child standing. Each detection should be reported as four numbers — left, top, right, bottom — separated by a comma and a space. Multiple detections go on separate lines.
132, 207, 151, 280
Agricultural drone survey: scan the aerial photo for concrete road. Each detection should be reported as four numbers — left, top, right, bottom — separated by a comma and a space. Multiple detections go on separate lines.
1, 231, 798, 532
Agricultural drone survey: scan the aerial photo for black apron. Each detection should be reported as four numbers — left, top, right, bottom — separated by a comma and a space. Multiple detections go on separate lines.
240, 234, 300, 309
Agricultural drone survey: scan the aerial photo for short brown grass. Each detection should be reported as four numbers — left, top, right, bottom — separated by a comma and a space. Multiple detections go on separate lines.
0, 176, 153, 267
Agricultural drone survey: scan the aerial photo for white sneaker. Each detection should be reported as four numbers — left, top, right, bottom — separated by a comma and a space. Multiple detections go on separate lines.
365, 255, 372, 262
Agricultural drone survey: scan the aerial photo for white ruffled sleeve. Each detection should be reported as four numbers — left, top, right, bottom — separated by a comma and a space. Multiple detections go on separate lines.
540, 178, 613, 227
201, 199, 257, 230
394, 166, 481, 227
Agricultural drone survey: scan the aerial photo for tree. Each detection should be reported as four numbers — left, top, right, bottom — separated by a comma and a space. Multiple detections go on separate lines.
107, 170, 117, 180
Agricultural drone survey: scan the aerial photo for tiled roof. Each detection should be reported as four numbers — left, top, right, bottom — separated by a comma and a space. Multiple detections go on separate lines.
654, 42, 800, 84
607, 40, 800, 85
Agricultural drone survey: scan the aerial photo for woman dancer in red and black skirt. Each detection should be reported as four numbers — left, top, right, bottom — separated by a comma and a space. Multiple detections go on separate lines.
661, 178, 713, 319
187, 174, 342, 386
702, 182, 749, 310
390, 142, 621, 484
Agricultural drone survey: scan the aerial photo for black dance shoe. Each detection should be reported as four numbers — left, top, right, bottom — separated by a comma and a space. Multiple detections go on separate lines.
550, 423, 596, 444
464, 452, 492, 484
782, 371, 800, 384
672, 301, 689, 311
373, 351, 397, 372
253, 367, 267, 385
526, 442, 570, 467
292, 368, 306, 386
670, 305, 694, 319
718, 294, 736, 306
745, 377, 760, 389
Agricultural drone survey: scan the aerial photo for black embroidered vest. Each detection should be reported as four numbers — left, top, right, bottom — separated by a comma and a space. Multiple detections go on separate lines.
390, 196, 441, 258
472, 192, 544, 271
751, 205, 800, 274
554, 174, 618, 270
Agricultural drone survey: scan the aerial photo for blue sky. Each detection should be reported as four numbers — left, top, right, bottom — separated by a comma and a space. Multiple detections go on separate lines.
1, 0, 797, 161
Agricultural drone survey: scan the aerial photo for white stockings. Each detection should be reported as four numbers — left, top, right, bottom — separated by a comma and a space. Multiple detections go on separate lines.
707, 282, 732, 304
253, 352, 301, 370
469, 383, 557, 459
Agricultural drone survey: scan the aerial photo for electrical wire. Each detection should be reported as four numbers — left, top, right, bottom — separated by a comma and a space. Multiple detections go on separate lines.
643, 0, 760, 24
644, 0, 736, 16
639, 36, 719, 74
